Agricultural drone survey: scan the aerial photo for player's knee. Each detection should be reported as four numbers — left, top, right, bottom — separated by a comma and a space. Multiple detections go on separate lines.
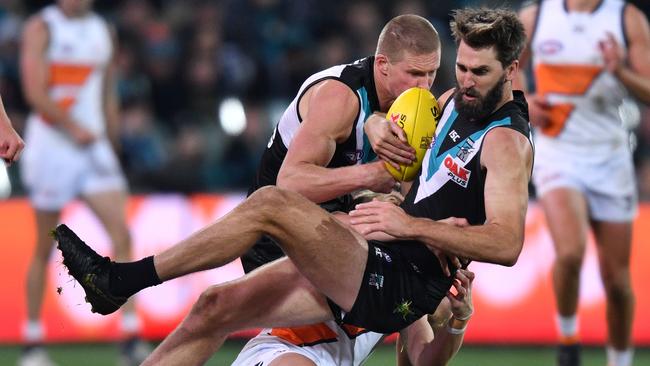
251, 186, 290, 204
556, 250, 583, 272
601, 268, 632, 300
184, 285, 241, 334
250, 186, 301, 215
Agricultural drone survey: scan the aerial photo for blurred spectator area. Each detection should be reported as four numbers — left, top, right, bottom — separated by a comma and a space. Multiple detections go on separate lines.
1, 0, 649, 196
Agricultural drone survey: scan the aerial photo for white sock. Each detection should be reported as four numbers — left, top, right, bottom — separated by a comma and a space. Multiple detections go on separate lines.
607, 346, 634, 366
23, 320, 44, 343
556, 314, 579, 339
121, 312, 141, 335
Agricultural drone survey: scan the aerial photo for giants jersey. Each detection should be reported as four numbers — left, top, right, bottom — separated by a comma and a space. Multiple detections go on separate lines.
404, 91, 531, 227
26, 5, 112, 142
531, 0, 630, 146
249, 56, 379, 200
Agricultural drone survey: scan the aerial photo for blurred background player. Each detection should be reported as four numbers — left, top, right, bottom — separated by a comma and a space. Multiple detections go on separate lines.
18, 0, 149, 365
0, 94, 24, 165
516, 0, 650, 365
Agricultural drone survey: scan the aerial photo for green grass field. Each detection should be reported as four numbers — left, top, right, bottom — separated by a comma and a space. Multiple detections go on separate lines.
2, 341, 649, 365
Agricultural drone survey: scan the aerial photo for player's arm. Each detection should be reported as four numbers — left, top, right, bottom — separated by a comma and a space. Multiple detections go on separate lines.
350, 128, 532, 266
103, 25, 120, 150
397, 269, 474, 366
20, 16, 94, 145
514, 4, 552, 127
414, 128, 532, 265
608, 4, 650, 104
0, 95, 24, 164
277, 79, 396, 203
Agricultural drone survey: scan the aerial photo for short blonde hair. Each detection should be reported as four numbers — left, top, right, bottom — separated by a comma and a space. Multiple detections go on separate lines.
376, 14, 440, 62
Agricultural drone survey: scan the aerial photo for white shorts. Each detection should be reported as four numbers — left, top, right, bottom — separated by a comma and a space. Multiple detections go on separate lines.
532, 135, 637, 222
21, 137, 127, 211
231, 334, 323, 366
231, 324, 384, 366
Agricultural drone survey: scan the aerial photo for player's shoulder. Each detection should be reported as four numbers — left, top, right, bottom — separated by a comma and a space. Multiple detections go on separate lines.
482, 124, 533, 167
624, 2, 650, 27
23, 13, 49, 38
305, 78, 359, 112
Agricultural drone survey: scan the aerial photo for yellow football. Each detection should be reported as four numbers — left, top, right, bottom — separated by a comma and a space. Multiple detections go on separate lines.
384, 87, 441, 181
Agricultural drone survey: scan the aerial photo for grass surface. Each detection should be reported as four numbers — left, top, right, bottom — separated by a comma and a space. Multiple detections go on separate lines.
2, 341, 649, 365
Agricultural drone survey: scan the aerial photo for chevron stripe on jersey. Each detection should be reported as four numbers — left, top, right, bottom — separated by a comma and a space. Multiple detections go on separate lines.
402, 91, 532, 227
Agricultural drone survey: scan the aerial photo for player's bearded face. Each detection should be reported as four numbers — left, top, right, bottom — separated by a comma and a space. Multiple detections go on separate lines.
454, 73, 506, 120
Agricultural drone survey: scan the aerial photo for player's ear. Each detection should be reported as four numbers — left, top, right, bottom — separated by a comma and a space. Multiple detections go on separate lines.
376, 54, 390, 76
505, 60, 519, 82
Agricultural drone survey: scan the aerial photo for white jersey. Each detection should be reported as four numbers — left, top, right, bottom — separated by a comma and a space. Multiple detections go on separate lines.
25, 4, 112, 142
231, 321, 385, 366
531, 0, 630, 150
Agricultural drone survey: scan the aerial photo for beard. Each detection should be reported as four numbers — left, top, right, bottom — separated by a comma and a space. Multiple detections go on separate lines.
454, 74, 506, 121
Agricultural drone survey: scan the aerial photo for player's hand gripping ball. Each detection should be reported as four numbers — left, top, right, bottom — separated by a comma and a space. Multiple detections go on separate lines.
385, 87, 441, 181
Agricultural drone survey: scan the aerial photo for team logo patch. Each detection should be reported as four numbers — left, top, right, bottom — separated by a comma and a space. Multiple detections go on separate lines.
345, 150, 364, 163
444, 154, 471, 188
456, 138, 475, 162
368, 273, 384, 290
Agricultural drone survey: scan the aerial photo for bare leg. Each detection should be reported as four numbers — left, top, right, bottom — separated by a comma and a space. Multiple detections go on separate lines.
25, 210, 60, 327
143, 258, 332, 366
83, 191, 138, 317
592, 220, 634, 350
153, 186, 368, 311
541, 188, 589, 318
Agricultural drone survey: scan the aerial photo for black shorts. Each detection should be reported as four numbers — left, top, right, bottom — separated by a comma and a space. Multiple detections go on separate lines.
241, 235, 284, 273
328, 240, 454, 334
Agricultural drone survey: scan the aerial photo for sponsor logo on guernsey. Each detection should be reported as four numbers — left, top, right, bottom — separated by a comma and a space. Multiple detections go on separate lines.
538, 40, 563, 55
449, 130, 461, 142
443, 154, 471, 188
374, 247, 392, 263
369, 273, 384, 290
346, 150, 364, 163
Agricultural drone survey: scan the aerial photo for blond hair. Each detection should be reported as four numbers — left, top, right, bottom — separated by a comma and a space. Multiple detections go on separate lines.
376, 14, 440, 62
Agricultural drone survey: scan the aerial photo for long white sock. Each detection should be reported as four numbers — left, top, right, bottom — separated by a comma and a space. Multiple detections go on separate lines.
121, 312, 141, 335
23, 320, 44, 343
556, 314, 579, 340
607, 346, 634, 366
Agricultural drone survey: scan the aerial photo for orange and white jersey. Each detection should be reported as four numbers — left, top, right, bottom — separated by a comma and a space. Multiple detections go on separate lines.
27, 4, 112, 141
531, 0, 630, 148
231, 321, 385, 366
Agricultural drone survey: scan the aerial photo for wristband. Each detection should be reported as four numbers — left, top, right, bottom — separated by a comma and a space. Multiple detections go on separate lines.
446, 321, 467, 335
446, 314, 470, 335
